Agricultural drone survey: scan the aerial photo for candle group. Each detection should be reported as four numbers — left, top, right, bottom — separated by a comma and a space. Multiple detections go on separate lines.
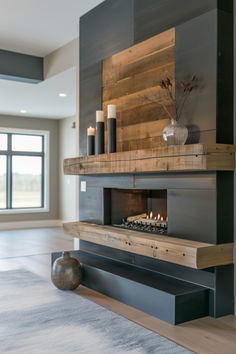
95, 110, 105, 154
87, 126, 95, 155
108, 104, 116, 119
87, 126, 95, 136
87, 105, 117, 156
107, 104, 117, 153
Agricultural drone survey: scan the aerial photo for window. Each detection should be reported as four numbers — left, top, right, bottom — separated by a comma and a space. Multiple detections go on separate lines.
0, 130, 48, 212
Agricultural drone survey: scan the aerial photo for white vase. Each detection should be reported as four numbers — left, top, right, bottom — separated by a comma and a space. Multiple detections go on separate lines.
163, 119, 188, 146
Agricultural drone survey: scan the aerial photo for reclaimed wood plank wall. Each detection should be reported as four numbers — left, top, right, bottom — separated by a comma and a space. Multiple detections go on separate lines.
102, 28, 175, 152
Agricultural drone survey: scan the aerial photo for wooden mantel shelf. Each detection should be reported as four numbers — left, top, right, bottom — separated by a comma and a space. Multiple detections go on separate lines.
64, 144, 234, 175
63, 222, 233, 269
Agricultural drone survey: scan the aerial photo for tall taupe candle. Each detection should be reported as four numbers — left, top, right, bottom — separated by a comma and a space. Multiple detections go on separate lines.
87, 126, 95, 155
107, 104, 116, 153
95, 110, 104, 154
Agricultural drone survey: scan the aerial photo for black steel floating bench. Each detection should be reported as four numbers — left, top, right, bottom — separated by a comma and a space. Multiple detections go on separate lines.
51, 250, 209, 324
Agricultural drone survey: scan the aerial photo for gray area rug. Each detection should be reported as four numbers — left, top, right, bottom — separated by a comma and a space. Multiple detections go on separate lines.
0, 269, 193, 354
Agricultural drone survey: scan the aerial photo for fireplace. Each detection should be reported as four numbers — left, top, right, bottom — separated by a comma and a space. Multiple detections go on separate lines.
57, 0, 234, 326
105, 188, 168, 235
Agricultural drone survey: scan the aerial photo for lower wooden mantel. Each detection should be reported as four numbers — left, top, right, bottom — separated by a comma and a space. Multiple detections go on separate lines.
63, 222, 233, 269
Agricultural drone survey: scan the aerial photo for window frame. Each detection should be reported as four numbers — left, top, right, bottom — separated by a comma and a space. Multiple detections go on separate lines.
0, 127, 50, 214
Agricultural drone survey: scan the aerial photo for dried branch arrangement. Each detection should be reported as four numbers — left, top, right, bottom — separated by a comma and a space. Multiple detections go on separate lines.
160, 75, 197, 121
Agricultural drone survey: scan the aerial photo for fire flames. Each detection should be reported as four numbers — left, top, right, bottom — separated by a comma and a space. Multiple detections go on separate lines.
146, 211, 167, 222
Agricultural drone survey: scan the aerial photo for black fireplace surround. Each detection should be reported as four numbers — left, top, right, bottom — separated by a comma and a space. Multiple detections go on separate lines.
52, 0, 234, 324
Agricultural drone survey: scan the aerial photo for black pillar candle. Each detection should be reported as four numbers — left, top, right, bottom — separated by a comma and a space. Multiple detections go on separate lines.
95, 110, 104, 154
107, 105, 116, 153
87, 127, 95, 155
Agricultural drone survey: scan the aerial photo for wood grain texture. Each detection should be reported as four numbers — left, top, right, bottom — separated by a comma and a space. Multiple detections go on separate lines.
63, 222, 233, 269
102, 28, 175, 152
64, 144, 235, 176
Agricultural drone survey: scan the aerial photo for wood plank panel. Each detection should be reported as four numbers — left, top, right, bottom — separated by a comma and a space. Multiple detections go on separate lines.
103, 63, 174, 102
118, 46, 175, 82
102, 28, 175, 152
64, 144, 235, 176
103, 46, 175, 87
116, 103, 174, 127
119, 136, 166, 152
63, 222, 233, 269
110, 28, 175, 66
117, 119, 170, 141
113, 119, 170, 152
103, 86, 173, 113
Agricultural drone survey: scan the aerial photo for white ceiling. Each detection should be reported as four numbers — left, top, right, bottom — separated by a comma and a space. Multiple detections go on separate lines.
0, 0, 104, 56
0, 0, 105, 119
0, 67, 76, 119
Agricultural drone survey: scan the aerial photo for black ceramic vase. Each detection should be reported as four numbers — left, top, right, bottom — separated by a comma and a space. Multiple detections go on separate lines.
51, 251, 82, 290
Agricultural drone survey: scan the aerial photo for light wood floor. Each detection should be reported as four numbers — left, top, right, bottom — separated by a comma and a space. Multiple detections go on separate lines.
0, 227, 235, 354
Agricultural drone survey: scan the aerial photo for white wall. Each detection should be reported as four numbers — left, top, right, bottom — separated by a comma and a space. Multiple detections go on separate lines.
59, 116, 77, 222
44, 38, 79, 79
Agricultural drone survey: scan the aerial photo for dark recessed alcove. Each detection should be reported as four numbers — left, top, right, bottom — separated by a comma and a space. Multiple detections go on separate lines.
107, 188, 167, 224
104, 188, 168, 234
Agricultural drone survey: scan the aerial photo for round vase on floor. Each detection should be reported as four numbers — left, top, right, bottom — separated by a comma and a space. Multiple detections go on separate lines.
162, 119, 188, 146
51, 251, 82, 290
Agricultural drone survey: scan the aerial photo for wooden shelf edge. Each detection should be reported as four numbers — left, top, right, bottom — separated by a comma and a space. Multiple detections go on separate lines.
64, 144, 235, 176
63, 222, 234, 270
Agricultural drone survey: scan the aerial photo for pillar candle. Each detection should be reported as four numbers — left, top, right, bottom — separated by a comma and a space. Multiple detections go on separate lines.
95, 110, 104, 154
108, 104, 116, 119
87, 126, 95, 155
107, 105, 116, 153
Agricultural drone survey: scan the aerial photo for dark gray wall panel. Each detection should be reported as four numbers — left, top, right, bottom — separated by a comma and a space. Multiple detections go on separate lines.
175, 10, 217, 144
79, 184, 104, 224
0, 49, 43, 83
216, 172, 234, 244
80, 0, 134, 70
134, 173, 216, 190
217, 0, 233, 12
216, 9, 234, 143
80, 175, 135, 189
213, 265, 234, 317
133, 0, 216, 43
80, 63, 102, 156
82, 263, 209, 324
168, 189, 216, 243
80, 173, 217, 243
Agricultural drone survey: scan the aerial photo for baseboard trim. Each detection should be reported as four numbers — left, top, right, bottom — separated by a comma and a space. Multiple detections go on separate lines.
0, 219, 62, 230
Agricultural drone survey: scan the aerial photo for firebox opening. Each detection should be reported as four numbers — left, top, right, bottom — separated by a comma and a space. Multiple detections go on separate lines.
105, 188, 168, 235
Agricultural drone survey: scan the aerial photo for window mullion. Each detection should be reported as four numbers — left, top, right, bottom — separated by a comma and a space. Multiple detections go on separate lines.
7, 134, 12, 209
41, 135, 45, 208
3, 131, 45, 211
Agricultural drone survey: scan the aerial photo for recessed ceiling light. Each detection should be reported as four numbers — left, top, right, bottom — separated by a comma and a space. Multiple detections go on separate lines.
59, 93, 67, 97
20, 109, 27, 114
